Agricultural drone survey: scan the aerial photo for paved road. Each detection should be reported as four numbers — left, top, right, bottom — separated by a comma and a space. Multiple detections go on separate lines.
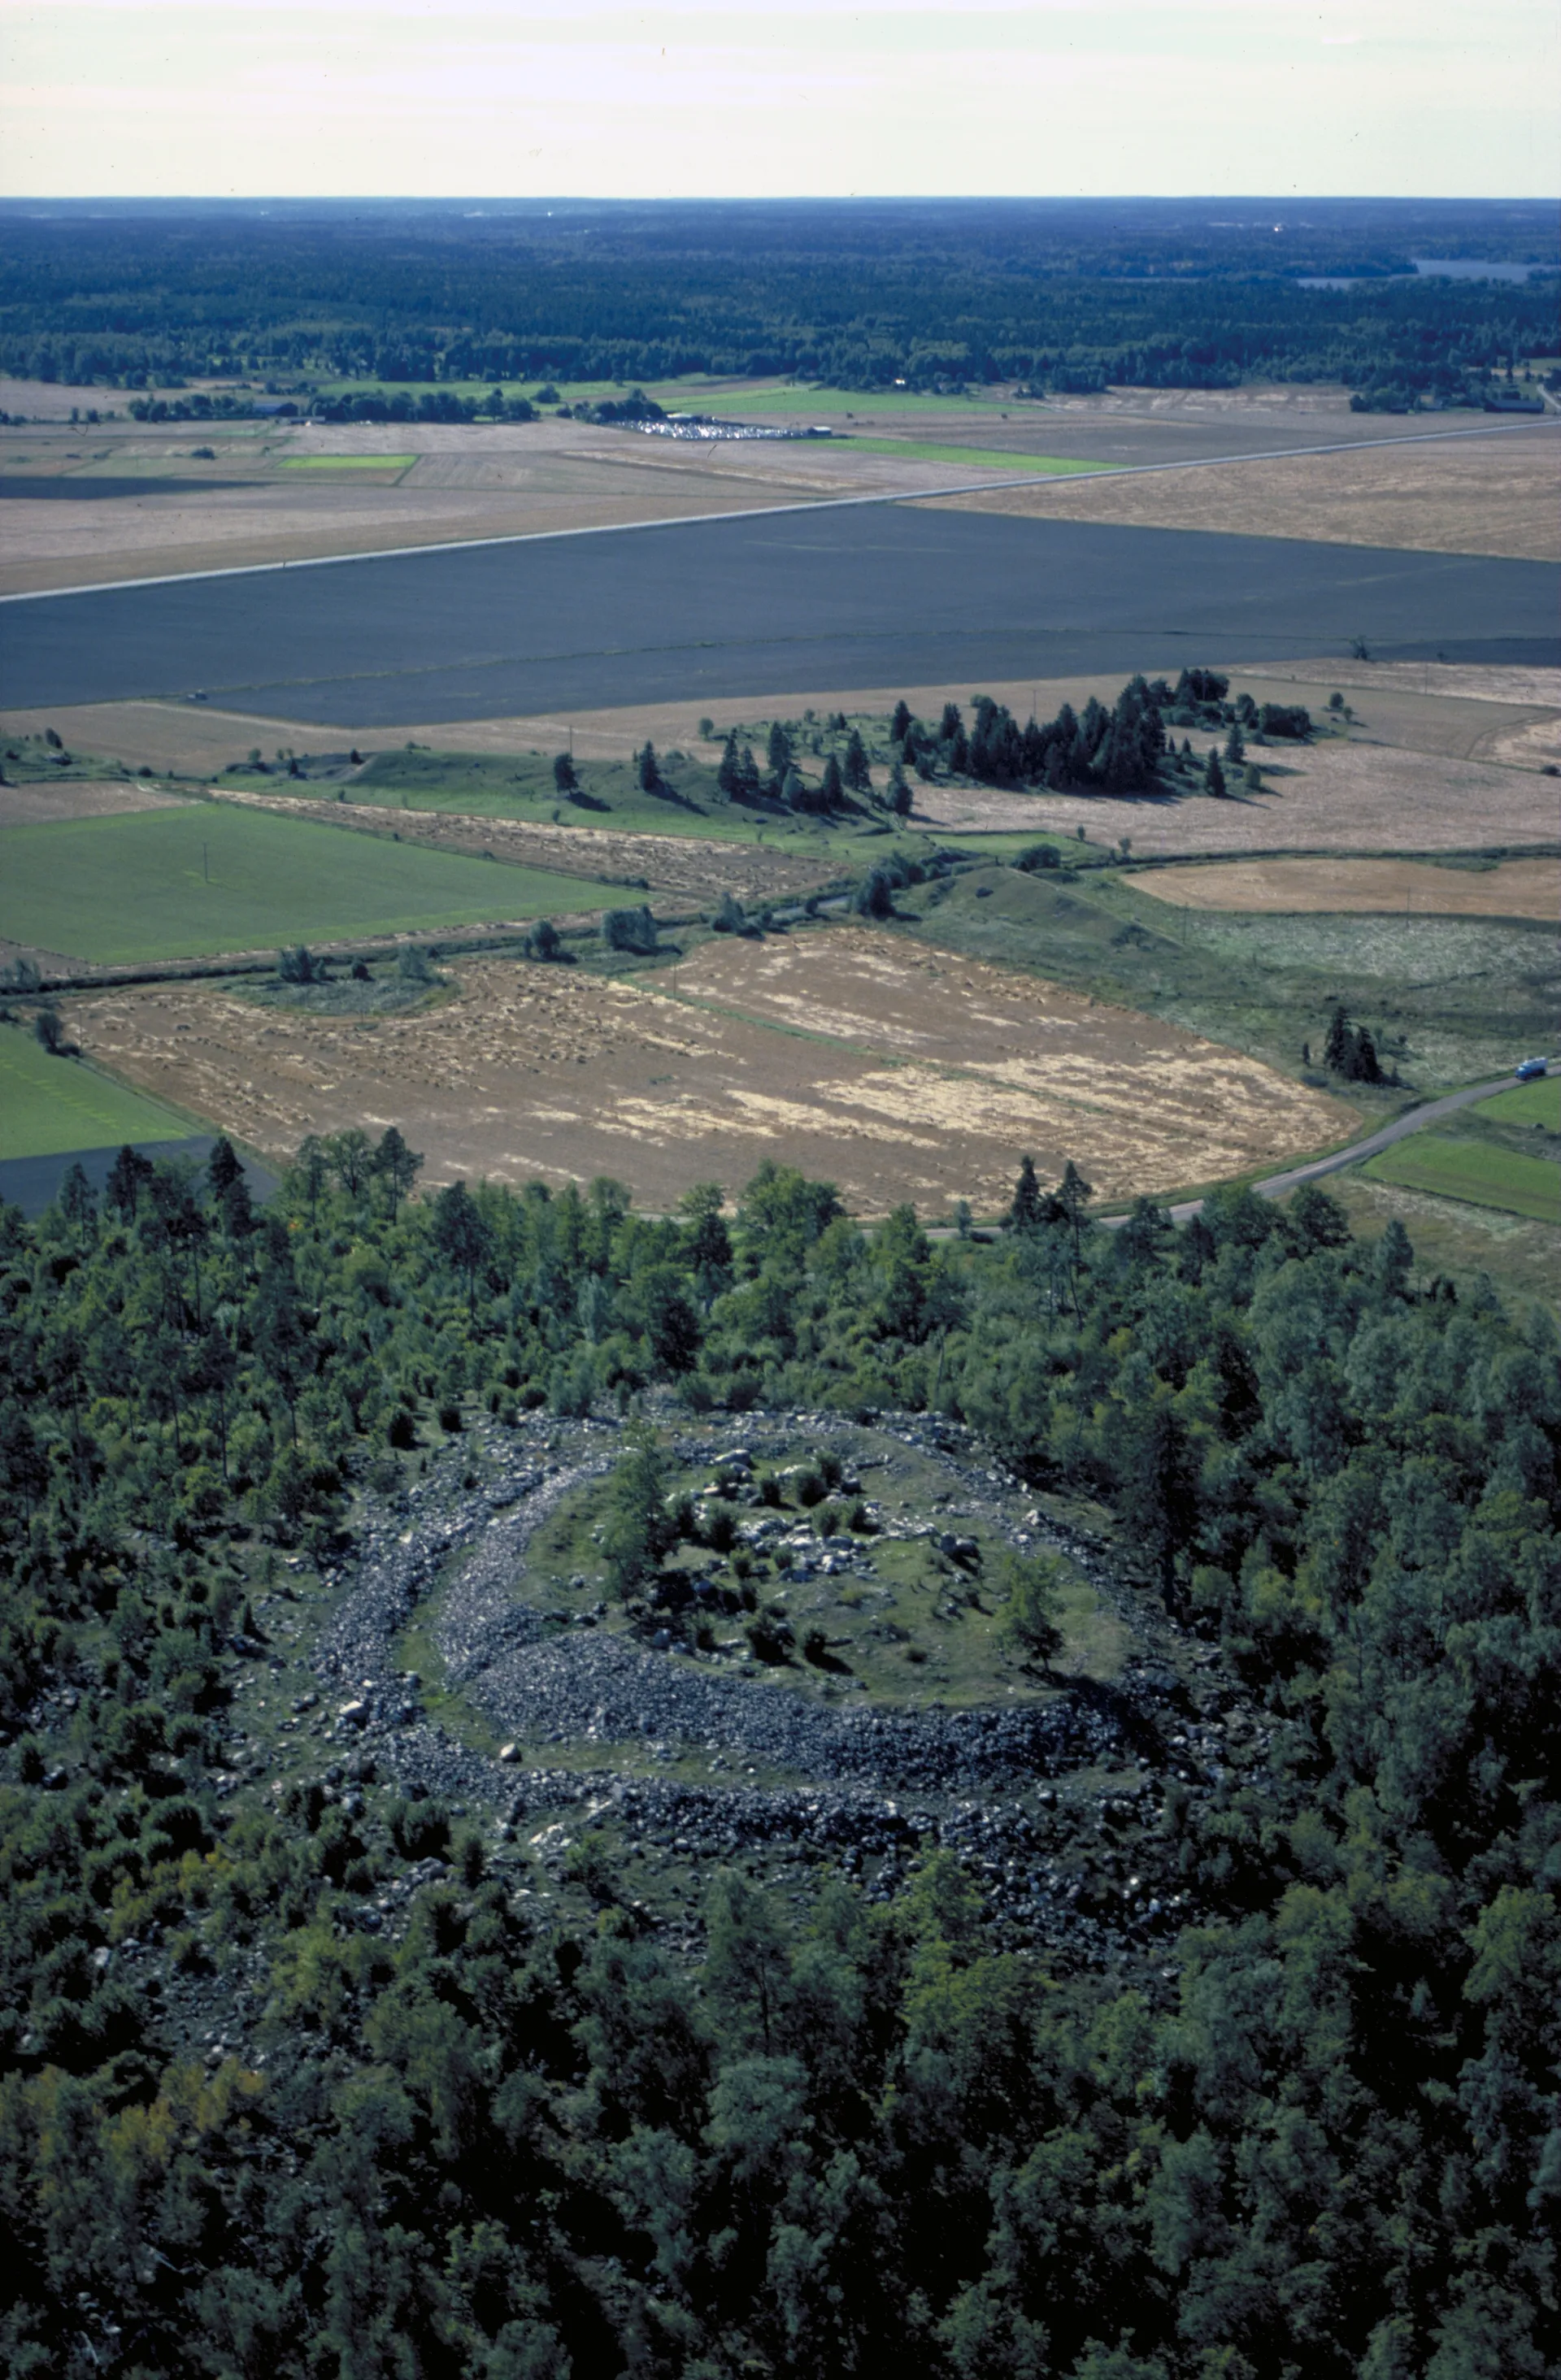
1171, 1064, 1557, 1222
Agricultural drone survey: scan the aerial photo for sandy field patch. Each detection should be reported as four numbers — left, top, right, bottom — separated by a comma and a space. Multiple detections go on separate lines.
923, 427, 1561, 561
62, 926, 1354, 1214
1131, 856, 1559, 919
206, 788, 845, 902
0, 779, 184, 827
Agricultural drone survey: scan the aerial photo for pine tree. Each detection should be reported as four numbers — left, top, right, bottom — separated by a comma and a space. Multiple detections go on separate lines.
1323, 1005, 1356, 1074
842, 727, 872, 793
820, 754, 844, 809
1205, 749, 1227, 797
1007, 1155, 1044, 1231
717, 733, 741, 797
1056, 1159, 1094, 1263
766, 721, 791, 778
890, 698, 912, 745
637, 742, 659, 793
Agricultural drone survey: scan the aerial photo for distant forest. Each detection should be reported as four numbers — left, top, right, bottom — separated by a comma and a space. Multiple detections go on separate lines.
1, 198, 1555, 409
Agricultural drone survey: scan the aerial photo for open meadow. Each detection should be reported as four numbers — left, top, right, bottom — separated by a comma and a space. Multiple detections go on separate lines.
57, 925, 1355, 1214
0, 801, 616, 968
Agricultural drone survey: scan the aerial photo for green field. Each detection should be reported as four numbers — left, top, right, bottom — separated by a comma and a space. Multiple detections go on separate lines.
1478, 1075, 1559, 1129
279, 454, 416, 471
838, 438, 1108, 475
0, 806, 617, 966
0, 1026, 195, 1160
1363, 1132, 1559, 1222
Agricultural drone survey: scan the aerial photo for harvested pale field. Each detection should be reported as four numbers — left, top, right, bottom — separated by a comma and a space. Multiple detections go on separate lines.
0, 779, 184, 827
924, 427, 1561, 561
0, 414, 1040, 597
909, 738, 1559, 858
62, 926, 1354, 1214
206, 788, 845, 902
1132, 856, 1559, 919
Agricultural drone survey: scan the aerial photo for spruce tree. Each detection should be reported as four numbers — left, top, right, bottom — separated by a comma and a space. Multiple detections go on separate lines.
843, 727, 872, 793
1007, 1155, 1044, 1231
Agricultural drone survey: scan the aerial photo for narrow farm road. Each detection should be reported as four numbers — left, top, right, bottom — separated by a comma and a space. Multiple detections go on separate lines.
1164, 1062, 1558, 1223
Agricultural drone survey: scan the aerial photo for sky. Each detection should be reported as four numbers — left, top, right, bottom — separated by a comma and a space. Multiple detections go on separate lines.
0, 0, 1555, 201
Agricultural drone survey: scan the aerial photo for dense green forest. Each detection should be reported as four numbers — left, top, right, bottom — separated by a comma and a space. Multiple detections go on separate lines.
2, 1131, 1557, 2376
1, 198, 1554, 404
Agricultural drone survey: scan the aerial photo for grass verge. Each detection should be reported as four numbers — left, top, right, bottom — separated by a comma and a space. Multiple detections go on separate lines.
1363, 1132, 1559, 1222
0, 1022, 197, 1159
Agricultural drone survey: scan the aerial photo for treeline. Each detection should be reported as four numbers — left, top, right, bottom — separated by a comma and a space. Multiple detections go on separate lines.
0, 1134, 1556, 2373
1, 199, 1553, 400
888, 672, 1310, 795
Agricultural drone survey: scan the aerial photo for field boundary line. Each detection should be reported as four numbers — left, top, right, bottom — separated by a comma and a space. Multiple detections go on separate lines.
1, 419, 1554, 607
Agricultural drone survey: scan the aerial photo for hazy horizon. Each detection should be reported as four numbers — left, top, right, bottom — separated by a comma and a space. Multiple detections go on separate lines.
2, 1, 1555, 204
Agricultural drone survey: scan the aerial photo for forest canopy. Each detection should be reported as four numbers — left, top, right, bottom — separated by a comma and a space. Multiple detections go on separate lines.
1, 197, 1554, 404
0, 1136, 1557, 2376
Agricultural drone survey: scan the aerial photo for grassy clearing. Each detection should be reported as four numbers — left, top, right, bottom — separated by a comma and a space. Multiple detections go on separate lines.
327, 747, 893, 860
1480, 1075, 1559, 1129
504, 1431, 1125, 1722
838, 438, 1108, 475
0, 1023, 194, 1159
0, 805, 616, 966
1363, 1132, 1559, 1222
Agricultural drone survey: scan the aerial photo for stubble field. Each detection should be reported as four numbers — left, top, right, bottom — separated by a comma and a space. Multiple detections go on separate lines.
1130, 855, 1558, 918
59, 925, 1354, 1214
926, 424, 1561, 561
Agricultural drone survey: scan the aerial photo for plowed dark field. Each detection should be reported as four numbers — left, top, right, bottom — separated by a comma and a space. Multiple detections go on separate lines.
3, 506, 1554, 724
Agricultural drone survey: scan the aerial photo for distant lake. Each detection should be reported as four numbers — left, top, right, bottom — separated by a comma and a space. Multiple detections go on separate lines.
1298, 258, 1552, 290
1411, 257, 1549, 281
